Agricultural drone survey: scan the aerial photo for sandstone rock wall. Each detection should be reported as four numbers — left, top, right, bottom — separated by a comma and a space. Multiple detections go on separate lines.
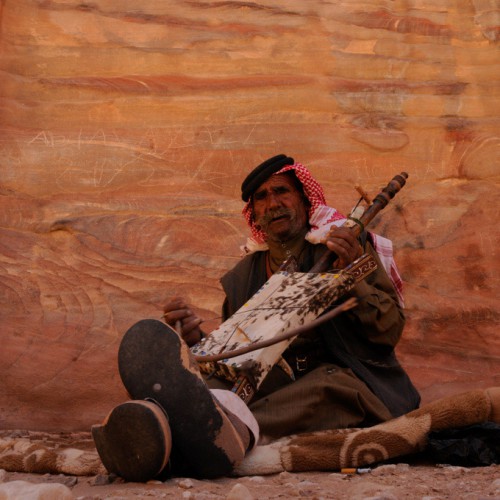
0, 0, 498, 431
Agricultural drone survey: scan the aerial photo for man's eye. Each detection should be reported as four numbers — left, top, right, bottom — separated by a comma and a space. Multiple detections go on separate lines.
254, 191, 267, 201
274, 187, 290, 195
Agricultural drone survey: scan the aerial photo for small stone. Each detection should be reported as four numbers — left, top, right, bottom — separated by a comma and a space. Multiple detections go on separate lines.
248, 476, 265, 483
226, 483, 254, 500
298, 489, 315, 497
10, 430, 28, 438
395, 463, 410, 471
441, 465, 470, 474
178, 478, 195, 489
0, 480, 74, 499
371, 464, 397, 476
298, 480, 316, 487
182, 492, 193, 499
0, 469, 7, 483
42, 474, 78, 487
91, 474, 112, 486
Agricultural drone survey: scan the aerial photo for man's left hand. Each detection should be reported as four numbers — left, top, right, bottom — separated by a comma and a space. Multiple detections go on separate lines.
324, 226, 363, 269
163, 297, 204, 347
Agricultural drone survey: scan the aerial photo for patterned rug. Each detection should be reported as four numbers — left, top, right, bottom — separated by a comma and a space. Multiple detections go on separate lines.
0, 387, 498, 477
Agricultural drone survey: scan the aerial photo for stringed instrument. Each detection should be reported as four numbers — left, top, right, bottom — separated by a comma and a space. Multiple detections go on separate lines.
191, 172, 408, 402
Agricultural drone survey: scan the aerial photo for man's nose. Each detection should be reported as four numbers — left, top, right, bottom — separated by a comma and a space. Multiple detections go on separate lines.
266, 192, 281, 210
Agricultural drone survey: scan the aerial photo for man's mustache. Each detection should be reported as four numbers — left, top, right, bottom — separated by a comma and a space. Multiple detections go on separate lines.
255, 208, 293, 230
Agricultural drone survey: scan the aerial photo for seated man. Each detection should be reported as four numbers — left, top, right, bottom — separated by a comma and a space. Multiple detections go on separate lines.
93, 154, 420, 481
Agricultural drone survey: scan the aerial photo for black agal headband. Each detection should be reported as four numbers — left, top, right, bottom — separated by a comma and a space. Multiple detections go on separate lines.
241, 154, 295, 202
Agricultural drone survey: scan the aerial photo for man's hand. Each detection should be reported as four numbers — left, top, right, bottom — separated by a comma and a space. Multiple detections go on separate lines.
163, 297, 204, 347
324, 226, 363, 269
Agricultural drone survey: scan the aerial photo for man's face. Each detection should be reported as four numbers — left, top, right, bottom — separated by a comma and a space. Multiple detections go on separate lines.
252, 174, 309, 243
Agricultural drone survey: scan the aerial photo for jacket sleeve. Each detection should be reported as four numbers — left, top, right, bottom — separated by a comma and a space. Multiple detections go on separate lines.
342, 241, 405, 348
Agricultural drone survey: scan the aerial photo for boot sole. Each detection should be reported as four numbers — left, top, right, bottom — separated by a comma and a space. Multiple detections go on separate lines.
92, 400, 171, 482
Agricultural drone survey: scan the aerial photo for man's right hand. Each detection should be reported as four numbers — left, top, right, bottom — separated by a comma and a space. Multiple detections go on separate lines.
163, 297, 205, 347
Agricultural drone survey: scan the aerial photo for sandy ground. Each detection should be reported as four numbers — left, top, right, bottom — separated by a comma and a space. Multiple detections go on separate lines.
2, 463, 500, 499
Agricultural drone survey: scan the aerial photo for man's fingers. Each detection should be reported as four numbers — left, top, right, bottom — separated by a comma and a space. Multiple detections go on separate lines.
181, 317, 203, 335
164, 308, 202, 330
163, 298, 186, 313
163, 308, 189, 324
326, 238, 350, 257
326, 236, 362, 269
327, 227, 358, 245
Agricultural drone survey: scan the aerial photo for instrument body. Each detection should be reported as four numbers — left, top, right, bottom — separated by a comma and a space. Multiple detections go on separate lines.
191, 253, 377, 401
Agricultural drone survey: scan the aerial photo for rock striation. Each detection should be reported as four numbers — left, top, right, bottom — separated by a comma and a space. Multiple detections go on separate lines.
0, 0, 498, 430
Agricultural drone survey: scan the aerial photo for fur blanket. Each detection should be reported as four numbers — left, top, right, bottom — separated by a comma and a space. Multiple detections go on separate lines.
235, 387, 500, 475
0, 387, 498, 478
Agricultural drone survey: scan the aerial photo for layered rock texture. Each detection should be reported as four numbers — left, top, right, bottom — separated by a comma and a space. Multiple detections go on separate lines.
1, 1, 498, 431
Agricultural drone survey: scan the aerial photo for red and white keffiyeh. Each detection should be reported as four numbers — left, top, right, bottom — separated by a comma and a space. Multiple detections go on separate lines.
370, 234, 404, 307
242, 163, 345, 248
241, 162, 404, 306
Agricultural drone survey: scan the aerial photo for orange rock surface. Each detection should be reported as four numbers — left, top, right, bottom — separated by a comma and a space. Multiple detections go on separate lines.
0, 0, 498, 431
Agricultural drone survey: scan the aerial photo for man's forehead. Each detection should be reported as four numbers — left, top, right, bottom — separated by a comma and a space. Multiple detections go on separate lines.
254, 173, 297, 193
